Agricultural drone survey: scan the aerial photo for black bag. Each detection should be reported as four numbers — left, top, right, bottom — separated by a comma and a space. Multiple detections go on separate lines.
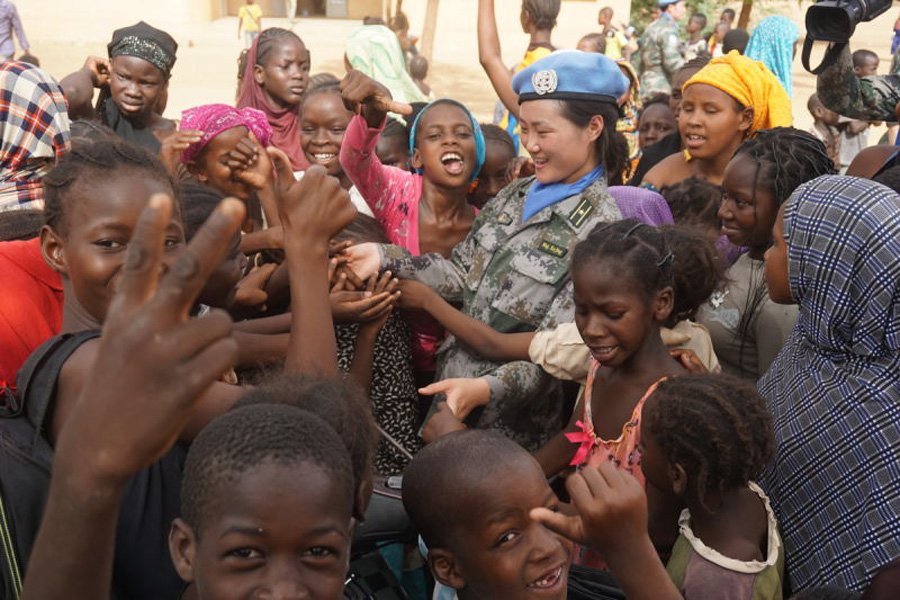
0, 331, 101, 600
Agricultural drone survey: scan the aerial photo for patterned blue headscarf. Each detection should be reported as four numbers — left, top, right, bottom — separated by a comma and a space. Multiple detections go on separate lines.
758, 175, 900, 591
745, 16, 799, 97
408, 99, 486, 183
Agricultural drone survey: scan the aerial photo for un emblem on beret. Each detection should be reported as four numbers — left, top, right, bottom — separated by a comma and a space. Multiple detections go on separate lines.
532, 69, 558, 95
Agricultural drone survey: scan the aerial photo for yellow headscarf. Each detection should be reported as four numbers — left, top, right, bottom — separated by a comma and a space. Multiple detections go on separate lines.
683, 50, 792, 132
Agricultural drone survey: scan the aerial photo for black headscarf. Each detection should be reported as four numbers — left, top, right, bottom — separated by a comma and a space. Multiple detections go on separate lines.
107, 21, 178, 78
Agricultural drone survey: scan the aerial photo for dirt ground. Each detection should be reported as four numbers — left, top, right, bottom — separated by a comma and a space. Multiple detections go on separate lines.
18, 2, 900, 140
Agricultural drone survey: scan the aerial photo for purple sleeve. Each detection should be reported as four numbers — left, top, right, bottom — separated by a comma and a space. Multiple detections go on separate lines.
11, 5, 28, 51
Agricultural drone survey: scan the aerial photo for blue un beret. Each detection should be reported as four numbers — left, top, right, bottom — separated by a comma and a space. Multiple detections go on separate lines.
512, 50, 629, 105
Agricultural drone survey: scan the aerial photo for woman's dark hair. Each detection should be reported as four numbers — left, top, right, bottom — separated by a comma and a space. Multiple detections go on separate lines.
572, 219, 674, 301
556, 99, 630, 185
660, 224, 722, 323
522, 0, 561, 30
873, 165, 900, 194
643, 374, 774, 513
730, 127, 836, 370
661, 176, 721, 231
0, 209, 45, 242
734, 127, 836, 209
43, 137, 177, 236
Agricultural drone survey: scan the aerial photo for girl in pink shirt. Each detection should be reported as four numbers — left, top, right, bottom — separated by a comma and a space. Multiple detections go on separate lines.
339, 70, 485, 374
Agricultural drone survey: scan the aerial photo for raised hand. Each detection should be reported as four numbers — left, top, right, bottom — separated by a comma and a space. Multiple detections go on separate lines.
340, 69, 412, 126
419, 377, 490, 421
83, 55, 111, 88
53, 194, 245, 488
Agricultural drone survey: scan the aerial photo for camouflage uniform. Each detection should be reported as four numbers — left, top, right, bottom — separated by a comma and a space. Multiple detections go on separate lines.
818, 43, 900, 122
638, 14, 685, 98
379, 177, 621, 450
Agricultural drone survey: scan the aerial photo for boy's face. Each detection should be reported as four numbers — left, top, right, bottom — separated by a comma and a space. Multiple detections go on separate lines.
855, 57, 879, 77
687, 17, 702, 33
170, 461, 353, 600
430, 456, 572, 600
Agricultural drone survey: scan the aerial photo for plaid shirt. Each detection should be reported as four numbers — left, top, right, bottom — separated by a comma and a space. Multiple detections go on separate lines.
0, 61, 70, 212
759, 175, 900, 591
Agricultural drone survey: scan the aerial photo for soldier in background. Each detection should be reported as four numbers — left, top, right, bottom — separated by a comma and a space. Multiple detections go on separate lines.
638, 0, 686, 100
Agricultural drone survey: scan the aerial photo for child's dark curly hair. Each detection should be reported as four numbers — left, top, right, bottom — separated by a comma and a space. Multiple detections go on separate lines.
572, 219, 674, 301
643, 374, 774, 512
43, 137, 177, 236
660, 224, 721, 323
660, 176, 721, 232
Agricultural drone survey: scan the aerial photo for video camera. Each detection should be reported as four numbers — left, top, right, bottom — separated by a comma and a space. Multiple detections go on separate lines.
803, 0, 893, 72
806, 0, 893, 43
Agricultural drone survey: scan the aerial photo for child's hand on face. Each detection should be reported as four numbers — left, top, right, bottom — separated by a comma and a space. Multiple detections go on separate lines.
83, 55, 110, 87
159, 129, 203, 175
422, 400, 467, 443
531, 462, 649, 556
269, 152, 357, 250
52, 194, 244, 489
233, 133, 271, 190
339, 69, 413, 118
233, 263, 277, 309
396, 279, 436, 311
419, 377, 491, 421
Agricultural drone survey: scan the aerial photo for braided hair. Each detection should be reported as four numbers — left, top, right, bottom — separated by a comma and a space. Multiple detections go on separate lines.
571, 219, 675, 301
730, 127, 835, 373
643, 374, 774, 512
734, 127, 836, 212
43, 137, 177, 236
660, 224, 721, 323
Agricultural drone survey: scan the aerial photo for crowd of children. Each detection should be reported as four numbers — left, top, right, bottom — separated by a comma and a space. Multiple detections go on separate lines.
0, 2, 899, 600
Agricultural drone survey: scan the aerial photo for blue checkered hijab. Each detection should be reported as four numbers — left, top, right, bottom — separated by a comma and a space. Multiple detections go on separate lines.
758, 175, 900, 591
408, 99, 485, 183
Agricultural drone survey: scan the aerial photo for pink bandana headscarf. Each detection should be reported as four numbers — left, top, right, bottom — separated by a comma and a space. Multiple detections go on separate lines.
179, 104, 272, 164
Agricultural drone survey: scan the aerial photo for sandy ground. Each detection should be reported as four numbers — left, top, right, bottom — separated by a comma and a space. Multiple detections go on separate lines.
17, 2, 900, 139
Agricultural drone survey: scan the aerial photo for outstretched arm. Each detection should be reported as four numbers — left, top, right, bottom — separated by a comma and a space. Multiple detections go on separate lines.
398, 279, 532, 362
22, 195, 244, 600
478, 0, 521, 119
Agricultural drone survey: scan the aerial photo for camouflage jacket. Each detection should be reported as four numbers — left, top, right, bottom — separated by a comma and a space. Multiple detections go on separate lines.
818, 43, 900, 122
638, 15, 684, 98
380, 177, 621, 450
